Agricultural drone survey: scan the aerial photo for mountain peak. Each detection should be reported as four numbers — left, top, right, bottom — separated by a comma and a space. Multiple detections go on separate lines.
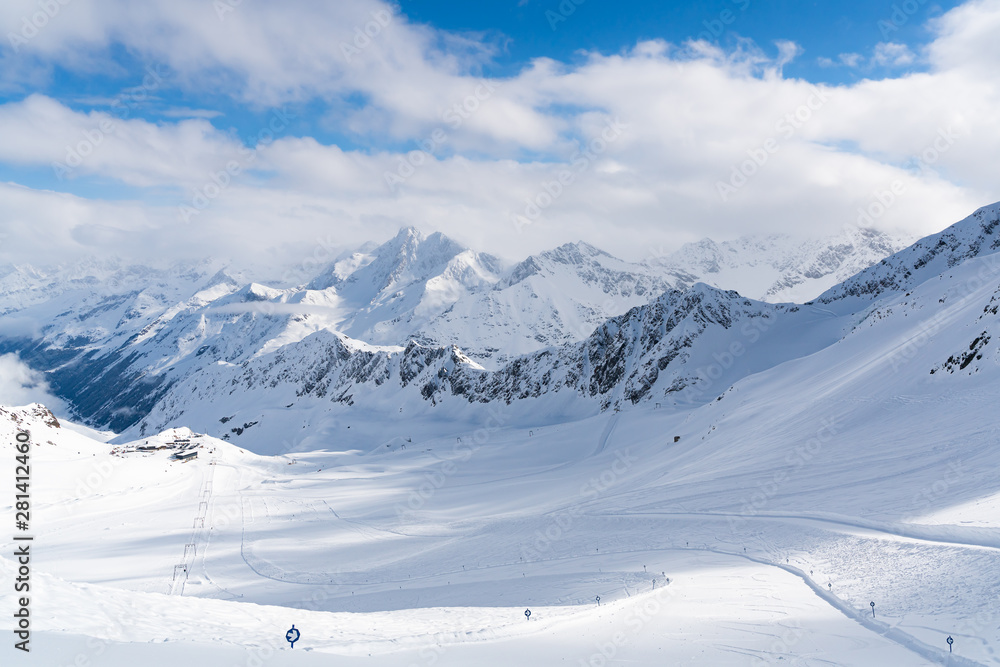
202, 268, 241, 290
392, 225, 427, 245
544, 241, 611, 264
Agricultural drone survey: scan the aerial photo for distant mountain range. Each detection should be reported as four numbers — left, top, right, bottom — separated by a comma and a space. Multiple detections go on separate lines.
0, 215, 955, 451
652, 226, 912, 303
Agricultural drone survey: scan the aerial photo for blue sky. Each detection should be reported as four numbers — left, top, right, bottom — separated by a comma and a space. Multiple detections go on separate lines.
1, 0, 961, 156
401, 0, 959, 81
0, 0, 995, 268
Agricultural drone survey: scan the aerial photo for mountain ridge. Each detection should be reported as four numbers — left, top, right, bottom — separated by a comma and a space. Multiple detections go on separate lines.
0, 213, 974, 442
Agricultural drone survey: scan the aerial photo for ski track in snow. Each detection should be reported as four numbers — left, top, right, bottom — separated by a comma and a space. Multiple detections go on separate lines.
6, 406, 997, 665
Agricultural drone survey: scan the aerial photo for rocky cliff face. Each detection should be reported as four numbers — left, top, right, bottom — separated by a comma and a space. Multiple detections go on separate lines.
127, 282, 840, 447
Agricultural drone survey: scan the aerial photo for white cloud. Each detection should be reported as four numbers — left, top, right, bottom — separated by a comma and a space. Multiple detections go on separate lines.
927, 0, 1000, 77
827, 43, 915, 70
0, 95, 248, 187
0, 0, 521, 142
871, 42, 917, 67
839, 52, 864, 68
0, 353, 65, 411
0, 0, 997, 268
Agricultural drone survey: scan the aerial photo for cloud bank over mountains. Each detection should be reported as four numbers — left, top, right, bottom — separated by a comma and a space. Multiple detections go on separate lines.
0, 0, 997, 269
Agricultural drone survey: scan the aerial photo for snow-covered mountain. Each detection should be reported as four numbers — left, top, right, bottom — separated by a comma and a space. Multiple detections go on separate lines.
125, 282, 850, 451
0, 256, 237, 317
4, 204, 1000, 664
119, 201, 1000, 452
652, 227, 913, 303
0, 213, 973, 444
816, 202, 1000, 309
303, 229, 678, 364
0, 228, 682, 433
5, 213, 1000, 662
410, 241, 679, 363
306, 227, 506, 345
